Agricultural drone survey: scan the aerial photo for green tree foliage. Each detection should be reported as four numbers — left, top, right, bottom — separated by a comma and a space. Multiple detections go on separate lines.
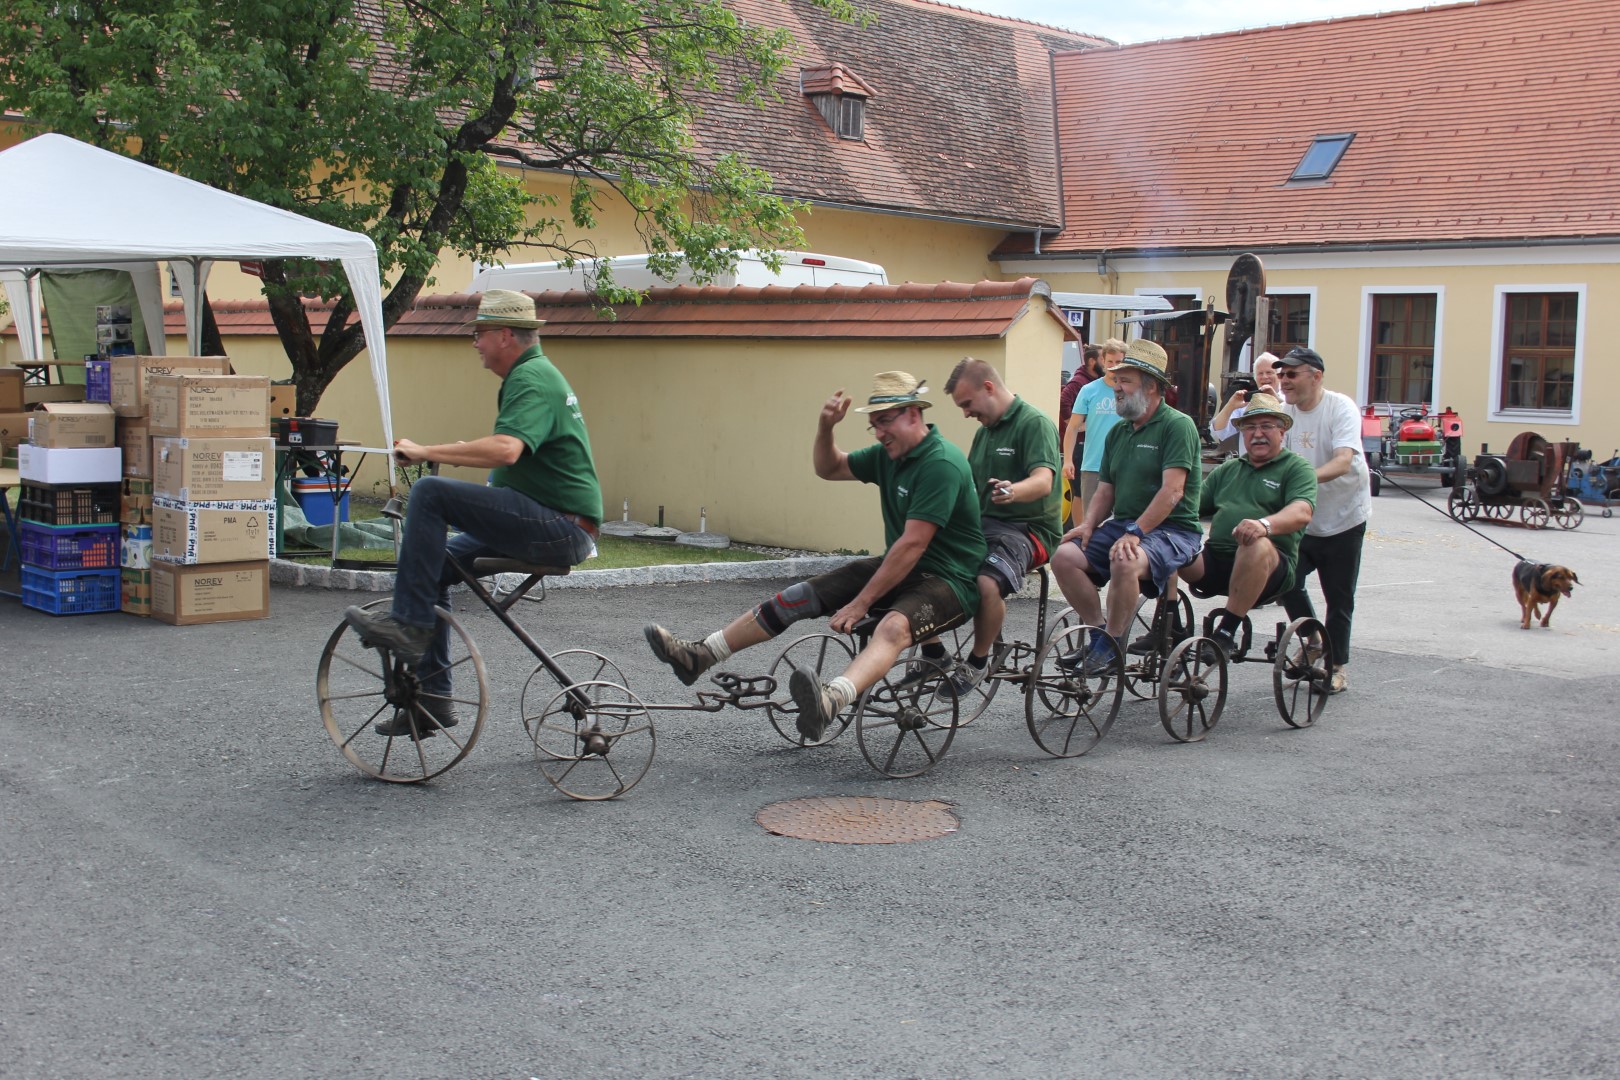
0, 0, 861, 413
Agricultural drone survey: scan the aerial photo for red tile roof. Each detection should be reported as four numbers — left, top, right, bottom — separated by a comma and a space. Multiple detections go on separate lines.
688, 0, 1107, 230
166, 278, 1080, 342
1008, 0, 1620, 256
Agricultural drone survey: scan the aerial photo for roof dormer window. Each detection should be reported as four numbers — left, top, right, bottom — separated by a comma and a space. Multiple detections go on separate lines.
801, 63, 874, 141
1290, 133, 1355, 182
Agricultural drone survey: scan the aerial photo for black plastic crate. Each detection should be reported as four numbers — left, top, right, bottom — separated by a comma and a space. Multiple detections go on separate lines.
18, 482, 122, 526
274, 416, 339, 449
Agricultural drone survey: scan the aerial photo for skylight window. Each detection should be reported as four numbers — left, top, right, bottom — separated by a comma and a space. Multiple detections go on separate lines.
1290, 133, 1354, 181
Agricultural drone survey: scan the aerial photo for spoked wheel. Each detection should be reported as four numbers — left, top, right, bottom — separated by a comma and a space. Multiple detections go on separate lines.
1123, 589, 1193, 700
855, 657, 962, 778
937, 622, 1003, 727
1158, 637, 1227, 743
1447, 486, 1480, 522
1551, 497, 1585, 530
530, 680, 656, 800
1273, 617, 1335, 729
317, 600, 488, 783
522, 649, 626, 758
1520, 497, 1550, 530
1025, 622, 1123, 758
765, 633, 857, 746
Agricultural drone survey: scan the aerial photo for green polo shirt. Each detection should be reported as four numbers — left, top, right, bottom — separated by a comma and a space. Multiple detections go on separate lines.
1097, 401, 1203, 533
848, 424, 986, 614
967, 395, 1062, 553
1200, 448, 1318, 576
489, 345, 603, 522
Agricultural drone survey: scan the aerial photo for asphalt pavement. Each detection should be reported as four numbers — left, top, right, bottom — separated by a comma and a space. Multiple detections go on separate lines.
2, 482, 1616, 1079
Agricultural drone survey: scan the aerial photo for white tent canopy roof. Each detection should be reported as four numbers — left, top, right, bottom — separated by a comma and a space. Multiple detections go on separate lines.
0, 133, 393, 461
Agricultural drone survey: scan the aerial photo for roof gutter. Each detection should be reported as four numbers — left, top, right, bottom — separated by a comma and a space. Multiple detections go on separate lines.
1014, 235, 1620, 260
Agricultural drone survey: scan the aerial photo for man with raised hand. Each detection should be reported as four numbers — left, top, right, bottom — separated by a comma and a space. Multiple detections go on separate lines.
643, 372, 985, 743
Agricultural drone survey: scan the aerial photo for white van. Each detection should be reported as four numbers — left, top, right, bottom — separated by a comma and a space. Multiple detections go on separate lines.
467, 250, 888, 293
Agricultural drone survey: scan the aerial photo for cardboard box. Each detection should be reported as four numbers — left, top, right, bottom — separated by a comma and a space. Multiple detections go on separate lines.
152, 560, 270, 625
121, 477, 154, 525
27, 402, 117, 449
122, 523, 153, 570
0, 410, 31, 456
269, 384, 296, 420
23, 384, 85, 407
121, 568, 153, 617
148, 374, 271, 438
0, 367, 23, 411
18, 444, 123, 485
117, 415, 153, 477
152, 498, 276, 564
152, 437, 275, 502
108, 356, 231, 418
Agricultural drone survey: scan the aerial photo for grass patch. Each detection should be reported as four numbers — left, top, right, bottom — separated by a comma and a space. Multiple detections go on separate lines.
284, 533, 777, 569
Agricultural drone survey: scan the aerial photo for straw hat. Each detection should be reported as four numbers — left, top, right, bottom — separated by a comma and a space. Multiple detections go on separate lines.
852, 371, 934, 413
462, 289, 547, 331
1107, 339, 1171, 385
1235, 391, 1293, 431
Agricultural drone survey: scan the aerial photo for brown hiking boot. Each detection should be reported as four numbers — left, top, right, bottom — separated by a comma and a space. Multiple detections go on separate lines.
644, 624, 716, 686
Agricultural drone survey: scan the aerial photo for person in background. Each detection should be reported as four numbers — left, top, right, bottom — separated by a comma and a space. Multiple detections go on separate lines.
1062, 337, 1127, 524
1211, 351, 1285, 444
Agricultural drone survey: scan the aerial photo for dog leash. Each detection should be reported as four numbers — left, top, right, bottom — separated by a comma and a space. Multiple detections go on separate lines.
1374, 469, 1532, 562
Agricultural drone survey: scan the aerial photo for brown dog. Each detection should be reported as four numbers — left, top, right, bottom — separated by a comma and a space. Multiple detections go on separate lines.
1513, 559, 1578, 629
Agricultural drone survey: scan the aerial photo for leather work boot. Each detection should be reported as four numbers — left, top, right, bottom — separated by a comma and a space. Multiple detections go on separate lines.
374, 696, 459, 739
345, 606, 433, 664
789, 664, 838, 744
643, 624, 716, 686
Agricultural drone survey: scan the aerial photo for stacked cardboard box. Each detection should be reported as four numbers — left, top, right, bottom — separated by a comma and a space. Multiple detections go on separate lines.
120, 478, 155, 616
16, 402, 123, 615
147, 372, 274, 624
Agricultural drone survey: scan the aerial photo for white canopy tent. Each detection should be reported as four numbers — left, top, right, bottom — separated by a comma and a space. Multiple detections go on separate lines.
0, 133, 394, 467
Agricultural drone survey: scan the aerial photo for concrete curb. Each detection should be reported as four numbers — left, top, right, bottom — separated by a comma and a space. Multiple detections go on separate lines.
269, 554, 864, 592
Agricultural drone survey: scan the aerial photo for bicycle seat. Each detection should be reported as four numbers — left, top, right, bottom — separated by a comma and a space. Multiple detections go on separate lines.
471, 558, 572, 578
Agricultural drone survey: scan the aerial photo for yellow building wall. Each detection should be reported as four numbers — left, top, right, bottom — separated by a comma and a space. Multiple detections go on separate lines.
197, 301, 1069, 554
1034, 257, 1620, 454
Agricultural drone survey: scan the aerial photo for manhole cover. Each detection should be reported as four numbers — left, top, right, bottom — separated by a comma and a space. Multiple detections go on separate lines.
755, 795, 958, 845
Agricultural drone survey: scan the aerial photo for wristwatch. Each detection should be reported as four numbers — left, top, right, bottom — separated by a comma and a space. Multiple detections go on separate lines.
1260, 517, 1272, 535
1124, 521, 1144, 538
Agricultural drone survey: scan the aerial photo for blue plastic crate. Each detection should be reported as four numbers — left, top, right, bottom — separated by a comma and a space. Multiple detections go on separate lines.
21, 566, 121, 615
19, 521, 121, 571
86, 358, 113, 402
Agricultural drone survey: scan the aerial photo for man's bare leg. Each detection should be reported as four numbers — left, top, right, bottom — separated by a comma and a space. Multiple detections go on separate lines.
791, 612, 913, 742
1051, 542, 1104, 625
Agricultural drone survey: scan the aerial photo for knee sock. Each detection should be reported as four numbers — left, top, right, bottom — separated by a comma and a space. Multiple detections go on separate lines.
827, 676, 857, 710
1217, 611, 1242, 637
966, 652, 988, 670
920, 641, 948, 663
702, 630, 732, 663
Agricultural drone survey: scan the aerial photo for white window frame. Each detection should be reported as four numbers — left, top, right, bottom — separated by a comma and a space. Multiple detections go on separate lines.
1488, 283, 1584, 426
1357, 286, 1445, 416
1261, 285, 1318, 361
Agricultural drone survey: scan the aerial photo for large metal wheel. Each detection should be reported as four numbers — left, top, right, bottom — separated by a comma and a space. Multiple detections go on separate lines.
1520, 497, 1550, 530
530, 680, 656, 800
1551, 497, 1585, 530
1158, 637, 1226, 743
1274, 617, 1334, 729
1025, 622, 1123, 758
1124, 588, 1193, 700
522, 649, 626, 759
854, 656, 962, 778
765, 633, 857, 746
1447, 486, 1480, 522
317, 600, 488, 783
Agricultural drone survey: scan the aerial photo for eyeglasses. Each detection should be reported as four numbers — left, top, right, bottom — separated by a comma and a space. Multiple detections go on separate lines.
1242, 422, 1286, 433
867, 409, 910, 431
1275, 368, 1310, 379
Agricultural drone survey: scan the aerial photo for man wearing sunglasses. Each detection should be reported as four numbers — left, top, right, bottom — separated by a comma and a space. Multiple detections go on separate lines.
1180, 394, 1317, 660
1273, 347, 1371, 694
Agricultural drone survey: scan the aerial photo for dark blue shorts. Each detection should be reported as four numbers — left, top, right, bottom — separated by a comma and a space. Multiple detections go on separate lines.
1073, 518, 1203, 599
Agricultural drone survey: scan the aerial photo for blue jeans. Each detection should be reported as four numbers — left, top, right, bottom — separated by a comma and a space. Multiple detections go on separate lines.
394, 476, 595, 696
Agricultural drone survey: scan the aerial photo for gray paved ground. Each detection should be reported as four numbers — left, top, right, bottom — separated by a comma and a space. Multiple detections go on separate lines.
2, 484, 1616, 1079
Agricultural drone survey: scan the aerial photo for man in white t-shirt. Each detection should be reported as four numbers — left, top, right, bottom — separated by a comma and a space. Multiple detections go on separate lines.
1275, 347, 1371, 694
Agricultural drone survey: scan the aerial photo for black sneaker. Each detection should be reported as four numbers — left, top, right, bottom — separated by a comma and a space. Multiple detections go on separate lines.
345, 606, 433, 663
375, 696, 459, 739
789, 664, 836, 744
895, 656, 947, 689
644, 624, 715, 686
1126, 632, 1156, 656
946, 660, 989, 697
1203, 629, 1237, 664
